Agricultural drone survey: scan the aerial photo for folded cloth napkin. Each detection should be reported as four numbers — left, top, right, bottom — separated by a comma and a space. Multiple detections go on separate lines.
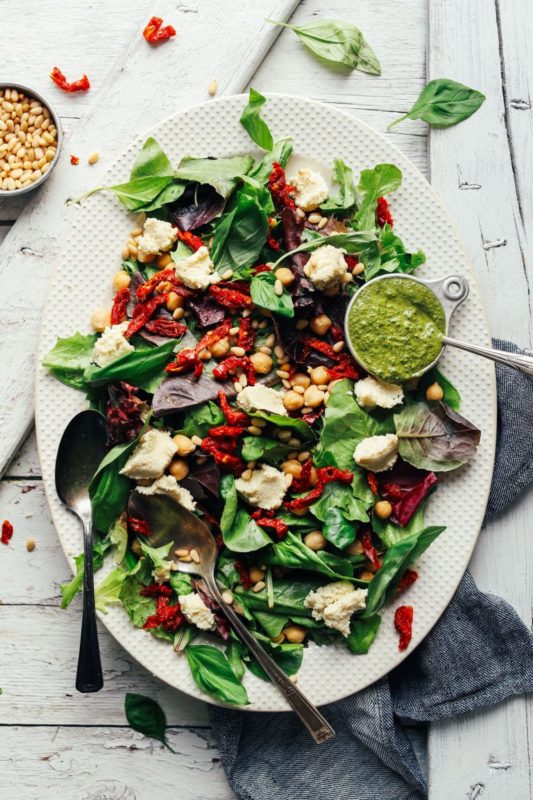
209, 341, 533, 800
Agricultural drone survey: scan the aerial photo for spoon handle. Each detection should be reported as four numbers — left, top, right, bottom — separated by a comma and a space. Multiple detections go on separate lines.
443, 336, 533, 376
204, 577, 335, 744
76, 512, 103, 693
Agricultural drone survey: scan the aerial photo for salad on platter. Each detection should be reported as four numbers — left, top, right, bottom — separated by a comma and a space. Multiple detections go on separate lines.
44, 92, 481, 706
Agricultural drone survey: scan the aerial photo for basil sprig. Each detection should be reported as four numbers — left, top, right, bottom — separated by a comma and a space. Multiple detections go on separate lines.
389, 78, 485, 129
240, 88, 274, 150
125, 693, 175, 752
267, 18, 381, 75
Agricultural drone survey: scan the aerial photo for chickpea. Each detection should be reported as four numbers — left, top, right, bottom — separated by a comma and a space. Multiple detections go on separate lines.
210, 338, 230, 358
345, 540, 364, 556
283, 625, 307, 644
250, 351, 273, 374
310, 366, 330, 385
292, 372, 311, 389
283, 390, 304, 412
156, 252, 173, 268
291, 506, 309, 517
303, 385, 325, 409
168, 458, 189, 481
374, 500, 393, 520
281, 460, 303, 479
249, 567, 265, 584
359, 570, 375, 582
166, 291, 184, 312
173, 434, 196, 456
112, 270, 131, 291
275, 266, 295, 287
90, 307, 111, 332
304, 530, 327, 551
310, 314, 332, 336
426, 382, 444, 402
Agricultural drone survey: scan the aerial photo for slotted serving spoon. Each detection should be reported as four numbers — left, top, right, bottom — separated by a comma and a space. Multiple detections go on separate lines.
128, 491, 336, 744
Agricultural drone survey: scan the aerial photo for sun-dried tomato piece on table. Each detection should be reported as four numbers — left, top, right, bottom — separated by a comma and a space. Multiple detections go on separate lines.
176, 229, 204, 252
144, 318, 187, 338
376, 196, 394, 227
1, 520, 13, 545
394, 605, 414, 651
110, 287, 131, 325
396, 569, 419, 594
50, 67, 90, 93
70, 155, 80, 165
127, 516, 151, 537
268, 162, 295, 209
143, 16, 176, 45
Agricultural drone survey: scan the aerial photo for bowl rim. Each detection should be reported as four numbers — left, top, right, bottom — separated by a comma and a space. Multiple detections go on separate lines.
0, 81, 63, 197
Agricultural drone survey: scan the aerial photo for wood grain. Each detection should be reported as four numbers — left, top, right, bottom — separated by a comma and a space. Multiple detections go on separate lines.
427, 0, 533, 796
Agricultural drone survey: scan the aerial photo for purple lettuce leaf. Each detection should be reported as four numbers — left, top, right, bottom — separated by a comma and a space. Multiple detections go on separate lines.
152, 373, 236, 416
169, 184, 225, 231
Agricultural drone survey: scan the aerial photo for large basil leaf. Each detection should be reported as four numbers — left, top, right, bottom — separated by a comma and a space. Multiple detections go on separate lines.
355, 164, 402, 231
220, 475, 272, 552
130, 137, 173, 180
372, 502, 426, 549
315, 379, 392, 469
249, 138, 293, 183
125, 693, 174, 752
182, 400, 225, 438
240, 88, 273, 150
273, 230, 376, 269
346, 615, 381, 654
267, 18, 381, 75
416, 368, 461, 411
389, 79, 485, 129
310, 483, 369, 548
394, 401, 481, 472
263, 531, 364, 582
246, 635, 303, 681
251, 410, 313, 440
174, 154, 254, 199
84, 339, 178, 393
362, 525, 446, 617
236, 576, 321, 617
60, 537, 111, 608
319, 158, 356, 213
43, 331, 97, 391
250, 271, 294, 318
241, 435, 293, 464
211, 193, 269, 274
185, 644, 249, 705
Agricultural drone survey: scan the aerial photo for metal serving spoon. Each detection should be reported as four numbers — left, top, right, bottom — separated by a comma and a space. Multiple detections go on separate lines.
56, 410, 108, 693
128, 491, 336, 744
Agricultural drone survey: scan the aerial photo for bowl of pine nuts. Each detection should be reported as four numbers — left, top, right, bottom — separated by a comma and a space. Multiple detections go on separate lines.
0, 83, 62, 196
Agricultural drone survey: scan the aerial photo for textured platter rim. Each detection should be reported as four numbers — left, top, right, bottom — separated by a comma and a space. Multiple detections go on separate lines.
35, 93, 496, 711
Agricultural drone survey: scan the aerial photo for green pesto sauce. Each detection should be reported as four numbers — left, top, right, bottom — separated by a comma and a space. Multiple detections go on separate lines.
347, 277, 446, 382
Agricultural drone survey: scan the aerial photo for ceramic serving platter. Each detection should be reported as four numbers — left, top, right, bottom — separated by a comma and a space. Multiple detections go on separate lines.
35, 94, 496, 710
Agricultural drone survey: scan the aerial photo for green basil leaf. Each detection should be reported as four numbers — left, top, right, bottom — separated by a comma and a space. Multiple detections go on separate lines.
241, 435, 293, 464
346, 615, 381, 654
169, 571, 193, 596
226, 640, 247, 681
273, 229, 376, 269
394, 401, 481, 471
125, 693, 175, 751
140, 180, 187, 212
247, 636, 303, 681
236, 575, 321, 617
211, 192, 269, 274
130, 137, 174, 180
319, 158, 357, 213
220, 475, 271, 552
372, 501, 426, 549
250, 271, 294, 318
60, 537, 111, 609
310, 482, 369, 524
249, 138, 293, 183
185, 644, 249, 705
359, 223, 426, 281
174, 154, 254, 198
389, 79, 485, 129
267, 18, 381, 75
240, 88, 274, 150
355, 164, 402, 231
263, 532, 364, 582
182, 401, 225, 438
320, 507, 357, 549
43, 331, 97, 390
84, 339, 179, 393
416, 368, 461, 411
251, 410, 313, 440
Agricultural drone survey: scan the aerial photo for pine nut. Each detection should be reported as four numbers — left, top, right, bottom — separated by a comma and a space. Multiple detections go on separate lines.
332, 341, 345, 353
229, 326, 240, 335
282, 379, 292, 389
317, 217, 328, 229
234, 381, 242, 393
295, 319, 309, 330
190, 548, 200, 564
252, 581, 266, 593
258, 345, 272, 355
221, 589, 234, 604
191, 435, 203, 446
175, 548, 190, 558
88, 152, 100, 165
265, 333, 276, 347
251, 417, 267, 427
274, 279, 283, 296
296, 207, 306, 219
247, 425, 262, 436
208, 79, 218, 96
221, 268, 233, 280
231, 346, 246, 357
241, 469, 253, 481
308, 213, 322, 224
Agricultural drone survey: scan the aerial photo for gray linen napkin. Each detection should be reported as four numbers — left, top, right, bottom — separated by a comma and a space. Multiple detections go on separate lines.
209, 341, 533, 800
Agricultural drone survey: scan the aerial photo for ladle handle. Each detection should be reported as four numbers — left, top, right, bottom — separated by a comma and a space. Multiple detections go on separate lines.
442, 336, 533, 377
204, 577, 335, 744
75, 511, 103, 693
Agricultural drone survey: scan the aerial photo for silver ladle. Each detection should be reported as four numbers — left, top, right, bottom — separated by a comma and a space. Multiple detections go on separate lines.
128, 491, 336, 744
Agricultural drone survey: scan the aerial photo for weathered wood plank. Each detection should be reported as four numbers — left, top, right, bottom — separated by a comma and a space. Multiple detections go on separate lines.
427, 0, 533, 796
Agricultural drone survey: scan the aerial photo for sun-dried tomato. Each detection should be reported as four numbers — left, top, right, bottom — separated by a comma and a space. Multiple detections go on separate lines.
237, 318, 256, 353
267, 234, 281, 251
176, 229, 204, 252
201, 437, 245, 476
284, 484, 324, 512
144, 318, 187, 338
208, 425, 246, 439
254, 516, 288, 540
143, 16, 177, 45
268, 162, 295, 209
50, 67, 90, 93
213, 355, 256, 385
329, 324, 345, 343
360, 528, 381, 570
397, 569, 419, 594
253, 264, 271, 274
235, 559, 252, 589
316, 466, 353, 485
345, 255, 359, 272
1, 520, 13, 545
367, 472, 379, 496
284, 466, 353, 511
110, 287, 131, 325
140, 583, 173, 597
128, 517, 151, 536
300, 333, 340, 361
144, 595, 183, 632
394, 605, 413, 651
209, 284, 252, 309
195, 318, 232, 355
376, 196, 394, 228
217, 390, 249, 427
136, 268, 176, 302
70, 155, 80, 165
291, 458, 312, 494
326, 353, 360, 382
165, 347, 203, 378
107, 382, 144, 446
381, 482, 404, 499
125, 294, 167, 338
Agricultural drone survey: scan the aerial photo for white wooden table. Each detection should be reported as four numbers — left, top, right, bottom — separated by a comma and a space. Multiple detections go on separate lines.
1, 1, 532, 797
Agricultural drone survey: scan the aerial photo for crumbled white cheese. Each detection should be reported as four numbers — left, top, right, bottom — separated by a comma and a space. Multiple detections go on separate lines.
354, 376, 404, 410
236, 385, 288, 417
288, 168, 329, 211
178, 592, 216, 631
303, 245, 348, 290
136, 474, 196, 511
354, 433, 399, 473
137, 217, 177, 258
304, 581, 367, 637
120, 430, 177, 481
235, 464, 290, 511
173, 246, 221, 290
153, 563, 172, 584
91, 321, 134, 367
